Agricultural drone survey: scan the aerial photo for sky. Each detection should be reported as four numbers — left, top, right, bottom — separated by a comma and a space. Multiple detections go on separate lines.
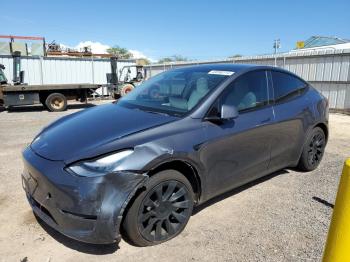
1, 0, 349, 61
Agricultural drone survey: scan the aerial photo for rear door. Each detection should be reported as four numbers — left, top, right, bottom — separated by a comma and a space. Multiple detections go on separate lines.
199, 70, 275, 198
268, 70, 312, 171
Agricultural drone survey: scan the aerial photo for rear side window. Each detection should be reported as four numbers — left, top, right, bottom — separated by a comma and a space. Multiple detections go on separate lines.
271, 71, 306, 102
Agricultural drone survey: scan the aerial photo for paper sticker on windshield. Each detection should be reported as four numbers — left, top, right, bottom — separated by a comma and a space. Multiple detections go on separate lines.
208, 70, 235, 76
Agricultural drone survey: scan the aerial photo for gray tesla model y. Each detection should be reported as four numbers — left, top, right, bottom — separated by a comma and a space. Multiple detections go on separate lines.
22, 64, 328, 246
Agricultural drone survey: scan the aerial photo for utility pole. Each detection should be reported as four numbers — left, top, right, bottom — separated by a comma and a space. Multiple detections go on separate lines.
273, 39, 281, 67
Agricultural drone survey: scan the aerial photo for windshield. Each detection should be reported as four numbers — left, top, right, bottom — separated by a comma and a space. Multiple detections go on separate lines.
118, 68, 232, 116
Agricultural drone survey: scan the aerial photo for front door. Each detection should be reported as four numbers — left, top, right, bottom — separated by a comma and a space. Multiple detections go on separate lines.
199, 70, 275, 199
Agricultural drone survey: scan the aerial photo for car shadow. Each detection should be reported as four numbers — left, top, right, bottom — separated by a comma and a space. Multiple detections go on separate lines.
34, 214, 119, 254
193, 169, 290, 215
3, 103, 96, 113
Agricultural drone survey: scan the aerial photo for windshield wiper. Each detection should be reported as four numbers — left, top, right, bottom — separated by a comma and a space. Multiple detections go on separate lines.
133, 107, 171, 116
144, 110, 170, 116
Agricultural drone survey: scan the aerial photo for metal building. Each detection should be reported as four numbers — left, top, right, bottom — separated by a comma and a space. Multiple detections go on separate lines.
144, 49, 350, 110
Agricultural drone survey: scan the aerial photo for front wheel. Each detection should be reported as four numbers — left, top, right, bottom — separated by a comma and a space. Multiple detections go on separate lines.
297, 127, 326, 171
122, 170, 194, 246
120, 84, 134, 96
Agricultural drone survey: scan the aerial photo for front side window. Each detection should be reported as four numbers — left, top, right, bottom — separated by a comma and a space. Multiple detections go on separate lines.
271, 71, 306, 102
118, 68, 232, 116
221, 70, 269, 111
207, 70, 269, 118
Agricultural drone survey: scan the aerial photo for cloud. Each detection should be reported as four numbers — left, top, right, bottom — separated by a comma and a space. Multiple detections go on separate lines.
130, 49, 157, 62
60, 41, 153, 61
75, 41, 110, 54
129, 49, 147, 59
60, 41, 109, 54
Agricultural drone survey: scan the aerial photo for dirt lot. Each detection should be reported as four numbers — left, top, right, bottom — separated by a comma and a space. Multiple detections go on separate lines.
0, 101, 349, 262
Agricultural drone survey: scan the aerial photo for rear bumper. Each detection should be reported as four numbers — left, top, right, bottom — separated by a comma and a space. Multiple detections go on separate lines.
22, 147, 148, 244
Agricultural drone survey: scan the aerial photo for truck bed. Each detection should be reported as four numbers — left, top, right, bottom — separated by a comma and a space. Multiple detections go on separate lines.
0, 83, 101, 92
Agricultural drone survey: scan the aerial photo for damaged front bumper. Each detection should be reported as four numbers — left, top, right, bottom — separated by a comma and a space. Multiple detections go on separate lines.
21, 147, 148, 244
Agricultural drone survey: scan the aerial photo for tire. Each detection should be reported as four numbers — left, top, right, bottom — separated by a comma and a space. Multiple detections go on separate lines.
122, 170, 194, 246
45, 93, 67, 112
120, 84, 134, 96
112, 92, 121, 100
297, 127, 326, 171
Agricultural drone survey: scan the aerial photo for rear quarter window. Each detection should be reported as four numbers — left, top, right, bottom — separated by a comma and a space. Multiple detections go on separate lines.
271, 71, 307, 102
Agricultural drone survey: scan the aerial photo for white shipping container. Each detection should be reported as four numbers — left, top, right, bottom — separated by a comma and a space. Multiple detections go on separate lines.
0, 56, 135, 85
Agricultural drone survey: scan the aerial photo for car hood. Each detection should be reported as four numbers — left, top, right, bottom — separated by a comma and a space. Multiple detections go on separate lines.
30, 103, 179, 162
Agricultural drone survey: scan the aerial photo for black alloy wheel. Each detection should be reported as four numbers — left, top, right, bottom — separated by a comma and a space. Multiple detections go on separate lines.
138, 180, 192, 242
307, 130, 326, 167
122, 170, 194, 246
298, 127, 326, 171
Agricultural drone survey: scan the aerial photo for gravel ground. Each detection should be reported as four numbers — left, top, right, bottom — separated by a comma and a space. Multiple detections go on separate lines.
0, 101, 349, 262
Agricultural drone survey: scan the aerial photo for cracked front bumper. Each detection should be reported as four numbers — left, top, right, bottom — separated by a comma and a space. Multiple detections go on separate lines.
22, 147, 147, 244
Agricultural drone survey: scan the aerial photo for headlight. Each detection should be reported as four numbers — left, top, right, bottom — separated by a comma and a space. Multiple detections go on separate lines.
67, 150, 133, 177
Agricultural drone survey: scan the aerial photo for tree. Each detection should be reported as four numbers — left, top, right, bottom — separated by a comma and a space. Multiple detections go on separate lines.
158, 57, 173, 63
137, 58, 151, 65
229, 54, 243, 59
158, 55, 189, 64
172, 55, 188, 62
107, 45, 133, 59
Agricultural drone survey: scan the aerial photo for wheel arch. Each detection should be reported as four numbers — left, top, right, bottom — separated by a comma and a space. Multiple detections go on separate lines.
295, 122, 328, 171
314, 122, 328, 142
118, 159, 202, 242
147, 160, 202, 204
295, 121, 328, 167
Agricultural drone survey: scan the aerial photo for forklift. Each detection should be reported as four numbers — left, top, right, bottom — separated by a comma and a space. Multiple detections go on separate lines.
107, 57, 144, 98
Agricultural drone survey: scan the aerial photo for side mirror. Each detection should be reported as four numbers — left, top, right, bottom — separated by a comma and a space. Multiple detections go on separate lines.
221, 104, 239, 120
205, 104, 238, 123
0, 64, 5, 70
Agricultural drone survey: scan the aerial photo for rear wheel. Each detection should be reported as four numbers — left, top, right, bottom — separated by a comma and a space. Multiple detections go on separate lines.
122, 170, 194, 246
297, 127, 326, 171
45, 93, 67, 112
